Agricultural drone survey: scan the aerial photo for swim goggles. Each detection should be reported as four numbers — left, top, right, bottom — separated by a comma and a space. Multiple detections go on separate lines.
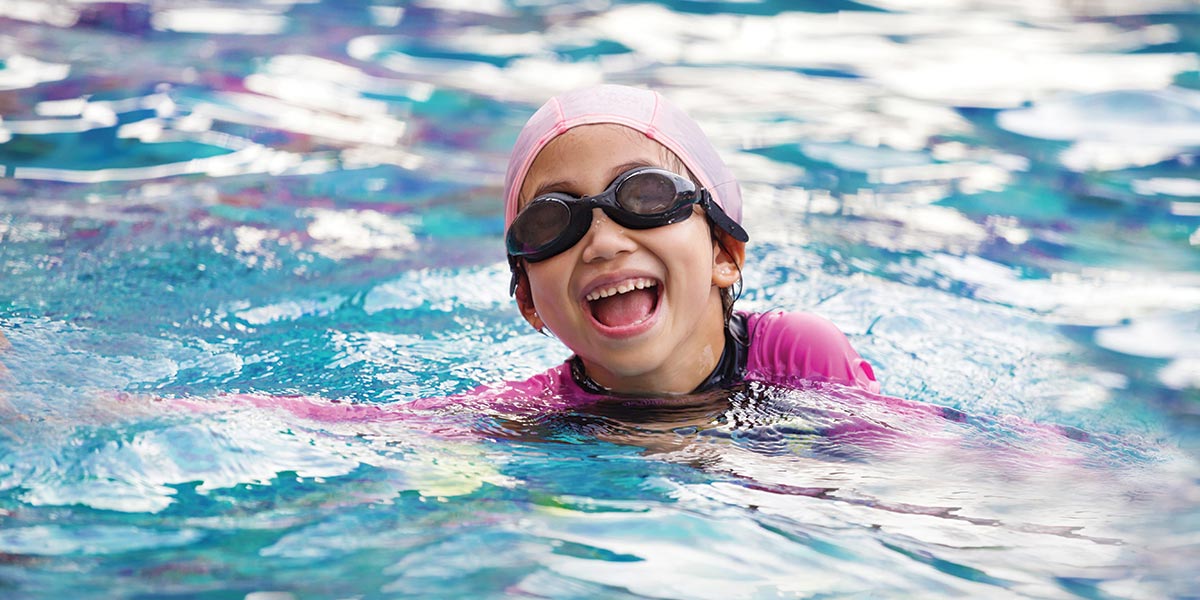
507, 166, 748, 275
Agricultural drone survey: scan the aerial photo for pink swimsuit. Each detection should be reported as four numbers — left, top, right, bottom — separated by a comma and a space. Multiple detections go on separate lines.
742, 311, 878, 393
411, 310, 878, 412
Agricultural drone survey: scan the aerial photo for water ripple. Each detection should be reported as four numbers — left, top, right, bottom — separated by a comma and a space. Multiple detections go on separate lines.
0, 524, 203, 556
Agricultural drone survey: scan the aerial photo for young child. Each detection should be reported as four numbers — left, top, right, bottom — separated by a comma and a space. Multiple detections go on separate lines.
499, 84, 879, 399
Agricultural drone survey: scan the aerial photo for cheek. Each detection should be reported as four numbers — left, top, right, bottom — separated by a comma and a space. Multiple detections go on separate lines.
524, 256, 574, 306
654, 222, 714, 275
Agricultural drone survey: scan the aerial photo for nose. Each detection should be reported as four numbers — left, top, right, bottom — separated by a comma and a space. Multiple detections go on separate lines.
579, 208, 637, 263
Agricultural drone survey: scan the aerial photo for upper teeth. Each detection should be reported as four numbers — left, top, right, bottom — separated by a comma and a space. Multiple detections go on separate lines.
586, 277, 657, 302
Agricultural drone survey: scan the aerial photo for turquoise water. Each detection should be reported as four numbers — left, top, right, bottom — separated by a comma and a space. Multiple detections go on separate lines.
2, 1, 1199, 598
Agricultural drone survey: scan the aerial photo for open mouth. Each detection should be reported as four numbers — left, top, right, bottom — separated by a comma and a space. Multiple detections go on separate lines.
584, 277, 660, 330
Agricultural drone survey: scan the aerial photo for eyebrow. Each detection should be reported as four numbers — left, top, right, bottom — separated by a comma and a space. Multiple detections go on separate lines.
527, 160, 656, 200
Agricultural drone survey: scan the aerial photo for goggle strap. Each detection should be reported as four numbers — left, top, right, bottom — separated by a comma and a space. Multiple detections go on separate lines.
702, 191, 749, 242
508, 256, 521, 296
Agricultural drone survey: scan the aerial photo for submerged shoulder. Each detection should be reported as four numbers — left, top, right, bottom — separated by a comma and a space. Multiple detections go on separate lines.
430, 360, 597, 412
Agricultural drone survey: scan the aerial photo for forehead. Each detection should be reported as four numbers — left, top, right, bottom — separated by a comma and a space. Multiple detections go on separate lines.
535, 124, 677, 168
519, 124, 685, 201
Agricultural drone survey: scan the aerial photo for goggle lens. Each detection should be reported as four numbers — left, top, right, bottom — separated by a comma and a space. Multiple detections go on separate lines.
508, 200, 572, 256
616, 171, 681, 215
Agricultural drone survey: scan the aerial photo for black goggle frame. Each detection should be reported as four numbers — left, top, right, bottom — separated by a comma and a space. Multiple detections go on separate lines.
506, 167, 748, 295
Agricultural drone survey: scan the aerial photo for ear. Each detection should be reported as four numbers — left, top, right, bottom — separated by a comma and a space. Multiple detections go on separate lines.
711, 230, 745, 288
512, 266, 546, 332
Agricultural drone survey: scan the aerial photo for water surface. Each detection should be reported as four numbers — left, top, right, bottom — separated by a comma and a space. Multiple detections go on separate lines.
1, 1, 1198, 598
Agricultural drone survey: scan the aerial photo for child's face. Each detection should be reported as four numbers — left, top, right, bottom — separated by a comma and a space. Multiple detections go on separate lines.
516, 124, 740, 395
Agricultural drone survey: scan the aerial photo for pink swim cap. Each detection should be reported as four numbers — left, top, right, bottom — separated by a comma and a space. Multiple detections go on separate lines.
502, 84, 744, 235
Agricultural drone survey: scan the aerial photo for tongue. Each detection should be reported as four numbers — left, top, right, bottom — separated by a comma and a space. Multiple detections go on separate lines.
591, 288, 656, 328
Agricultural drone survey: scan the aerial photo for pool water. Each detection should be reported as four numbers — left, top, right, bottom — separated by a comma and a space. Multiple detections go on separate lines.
2, 1, 1199, 598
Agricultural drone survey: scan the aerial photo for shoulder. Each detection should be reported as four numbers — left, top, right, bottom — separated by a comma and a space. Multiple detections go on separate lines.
746, 310, 848, 342
743, 310, 880, 393
744, 311, 865, 362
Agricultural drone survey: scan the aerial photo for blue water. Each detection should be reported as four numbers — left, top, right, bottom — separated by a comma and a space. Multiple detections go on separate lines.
2, 1, 1199, 598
